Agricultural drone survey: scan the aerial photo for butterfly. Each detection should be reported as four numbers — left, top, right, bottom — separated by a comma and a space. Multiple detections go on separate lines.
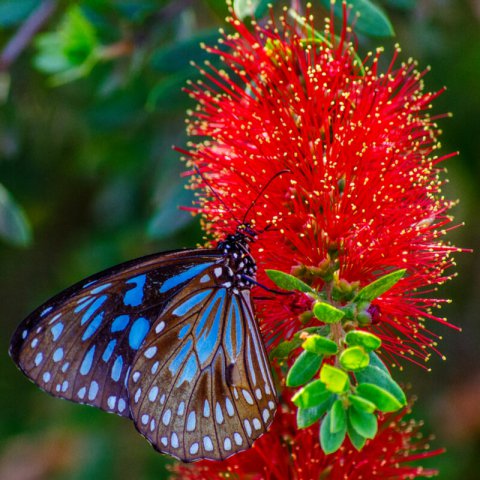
9, 223, 278, 462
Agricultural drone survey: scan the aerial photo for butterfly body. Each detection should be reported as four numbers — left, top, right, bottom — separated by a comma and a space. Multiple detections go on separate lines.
9, 229, 277, 462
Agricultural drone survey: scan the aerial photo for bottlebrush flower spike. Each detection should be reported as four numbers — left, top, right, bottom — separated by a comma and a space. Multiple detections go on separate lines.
171, 401, 442, 479
182, 7, 462, 367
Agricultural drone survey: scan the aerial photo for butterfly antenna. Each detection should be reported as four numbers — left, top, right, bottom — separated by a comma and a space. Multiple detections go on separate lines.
193, 165, 242, 225
242, 169, 292, 225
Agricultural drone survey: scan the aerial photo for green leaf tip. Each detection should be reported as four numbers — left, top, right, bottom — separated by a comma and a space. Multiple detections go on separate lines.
354, 269, 406, 303
265, 269, 314, 294
313, 301, 345, 324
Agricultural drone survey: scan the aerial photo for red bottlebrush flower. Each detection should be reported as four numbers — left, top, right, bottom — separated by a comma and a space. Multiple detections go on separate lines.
171, 400, 442, 480
183, 9, 462, 366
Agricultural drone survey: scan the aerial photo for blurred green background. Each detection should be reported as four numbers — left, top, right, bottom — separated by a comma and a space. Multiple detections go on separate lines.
0, 1, 478, 479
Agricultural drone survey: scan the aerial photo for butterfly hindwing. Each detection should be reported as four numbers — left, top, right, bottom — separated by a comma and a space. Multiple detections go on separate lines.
9, 249, 222, 417
128, 266, 277, 462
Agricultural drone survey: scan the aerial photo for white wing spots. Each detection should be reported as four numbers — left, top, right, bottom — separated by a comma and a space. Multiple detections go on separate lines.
225, 398, 234, 417
61, 380, 69, 393
155, 321, 165, 334
262, 409, 270, 423
144, 346, 157, 358
148, 386, 159, 402
150, 418, 156, 432
41, 306, 53, 317
78, 387, 86, 399
189, 442, 199, 455
88, 381, 99, 401
268, 401, 275, 410
244, 419, 252, 437
42, 372, 51, 383
255, 388, 262, 400
203, 436, 214, 452
118, 398, 126, 413
34, 352, 43, 366
242, 389, 254, 405
108, 396, 117, 410
141, 414, 149, 425
134, 388, 141, 403
233, 387, 239, 400
186, 411, 196, 432
55, 384, 61, 392
177, 401, 185, 416
160, 393, 166, 405
265, 383, 271, 395
132, 371, 141, 383
48, 313, 62, 325
253, 418, 261, 430
22, 329, 28, 339
224, 437, 232, 451
61, 362, 70, 373
203, 400, 210, 418
31, 338, 38, 348
53, 347, 64, 362
151, 361, 159, 374
215, 402, 224, 424
171, 432, 179, 449
234, 432, 243, 446
50, 322, 64, 341
214, 267, 223, 278
162, 409, 172, 426
161, 436, 168, 447
200, 274, 210, 283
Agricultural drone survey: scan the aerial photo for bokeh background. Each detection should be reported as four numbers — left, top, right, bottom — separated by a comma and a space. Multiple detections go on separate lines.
0, 1, 478, 479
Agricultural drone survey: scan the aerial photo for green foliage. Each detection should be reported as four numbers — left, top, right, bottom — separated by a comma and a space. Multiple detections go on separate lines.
313, 301, 345, 323
0, 183, 32, 247
266, 269, 315, 293
353, 269, 406, 302
286, 350, 323, 387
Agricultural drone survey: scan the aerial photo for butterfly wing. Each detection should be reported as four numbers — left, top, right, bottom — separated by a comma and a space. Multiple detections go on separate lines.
9, 249, 222, 418
128, 269, 277, 462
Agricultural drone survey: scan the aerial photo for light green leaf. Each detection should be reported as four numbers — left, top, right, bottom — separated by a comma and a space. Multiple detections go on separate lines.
320, 364, 349, 394
302, 334, 338, 356
345, 330, 382, 351
354, 269, 406, 302
292, 379, 331, 409
355, 365, 406, 406
348, 394, 376, 413
265, 269, 315, 294
313, 302, 345, 324
339, 346, 370, 371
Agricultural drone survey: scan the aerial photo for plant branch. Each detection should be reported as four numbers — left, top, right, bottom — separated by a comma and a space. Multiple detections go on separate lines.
0, 0, 58, 72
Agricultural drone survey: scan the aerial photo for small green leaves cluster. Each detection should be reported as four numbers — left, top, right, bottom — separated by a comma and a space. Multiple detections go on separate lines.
266, 268, 407, 454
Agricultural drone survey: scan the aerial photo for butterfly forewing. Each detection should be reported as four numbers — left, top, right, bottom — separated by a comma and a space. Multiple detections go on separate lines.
128, 267, 277, 462
10, 250, 222, 417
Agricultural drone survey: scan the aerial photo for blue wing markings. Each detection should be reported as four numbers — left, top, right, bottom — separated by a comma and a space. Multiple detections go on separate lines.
172, 289, 212, 317
123, 275, 147, 307
111, 314, 130, 333
82, 312, 104, 341
50, 322, 64, 341
129, 317, 150, 350
178, 324, 190, 339
80, 345, 96, 375
102, 340, 116, 362
176, 354, 198, 387
159, 263, 214, 293
169, 339, 193, 375
111, 356, 123, 382
80, 295, 108, 325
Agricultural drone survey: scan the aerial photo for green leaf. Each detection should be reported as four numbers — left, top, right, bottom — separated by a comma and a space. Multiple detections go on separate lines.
302, 334, 338, 356
347, 417, 367, 450
369, 351, 390, 374
286, 351, 323, 387
348, 394, 376, 413
320, 0, 394, 37
355, 365, 406, 406
0, 183, 32, 247
320, 364, 349, 394
270, 337, 303, 360
320, 408, 347, 454
349, 406, 378, 439
354, 269, 406, 302
0, 0, 37, 27
339, 346, 370, 371
292, 379, 331, 409
330, 399, 347, 433
345, 330, 382, 351
297, 397, 333, 428
313, 302, 345, 324
356, 384, 403, 412
265, 269, 315, 294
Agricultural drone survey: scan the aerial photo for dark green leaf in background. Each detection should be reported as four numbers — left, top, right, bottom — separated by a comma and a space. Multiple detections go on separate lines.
0, 183, 32, 247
